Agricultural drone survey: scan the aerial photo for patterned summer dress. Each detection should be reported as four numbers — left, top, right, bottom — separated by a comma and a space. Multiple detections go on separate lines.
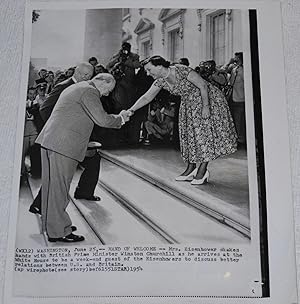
154, 64, 237, 163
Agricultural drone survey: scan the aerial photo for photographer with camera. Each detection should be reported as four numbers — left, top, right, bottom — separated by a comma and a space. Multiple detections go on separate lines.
106, 42, 141, 145
107, 42, 140, 84
223, 52, 246, 149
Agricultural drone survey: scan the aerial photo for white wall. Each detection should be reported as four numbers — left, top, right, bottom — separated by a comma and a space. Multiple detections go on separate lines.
84, 9, 123, 65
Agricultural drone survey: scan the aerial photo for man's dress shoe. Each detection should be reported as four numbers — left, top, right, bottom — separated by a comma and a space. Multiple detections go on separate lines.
87, 141, 102, 150
29, 206, 82, 233
74, 193, 101, 201
48, 233, 84, 243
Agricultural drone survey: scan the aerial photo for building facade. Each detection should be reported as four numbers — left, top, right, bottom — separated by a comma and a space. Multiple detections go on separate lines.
84, 9, 123, 65
122, 8, 244, 68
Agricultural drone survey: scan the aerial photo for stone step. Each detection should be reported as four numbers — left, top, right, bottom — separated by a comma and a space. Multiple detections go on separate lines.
98, 159, 249, 244
25, 173, 169, 245
17, 181, 46, 248
99, 148, 250, 238
23, 150, 249, 245
26, 176, 101, 246
70, 171, 167, 245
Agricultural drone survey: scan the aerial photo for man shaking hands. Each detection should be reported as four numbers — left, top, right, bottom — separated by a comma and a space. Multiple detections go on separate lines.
36, 73, 130, 243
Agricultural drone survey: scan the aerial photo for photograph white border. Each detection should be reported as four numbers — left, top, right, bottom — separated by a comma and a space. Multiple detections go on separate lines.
4, 0, 298, 303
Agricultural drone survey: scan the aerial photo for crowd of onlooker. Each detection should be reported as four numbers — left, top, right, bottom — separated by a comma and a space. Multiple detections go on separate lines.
22, 44, 245, 178
22, 58, 109, 177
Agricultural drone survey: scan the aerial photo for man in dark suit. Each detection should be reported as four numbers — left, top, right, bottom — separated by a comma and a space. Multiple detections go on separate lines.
36, 73, 130, 242
29, 62, 100, 215
106, 42, 142, 145
39, 63, 93, 121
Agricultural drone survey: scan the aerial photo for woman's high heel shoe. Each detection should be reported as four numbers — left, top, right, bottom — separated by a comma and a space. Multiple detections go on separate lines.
175, 167, 198, 181
191, 170, 210, 185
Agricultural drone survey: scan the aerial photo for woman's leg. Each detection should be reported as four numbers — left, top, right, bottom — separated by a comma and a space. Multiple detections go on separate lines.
194, 161, 209, 179
180, 162, 196, 176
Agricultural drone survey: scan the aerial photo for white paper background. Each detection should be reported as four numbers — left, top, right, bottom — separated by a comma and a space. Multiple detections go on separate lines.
0, 0, 299, 302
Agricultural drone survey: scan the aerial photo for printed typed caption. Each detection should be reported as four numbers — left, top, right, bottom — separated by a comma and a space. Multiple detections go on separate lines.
14, 246, 244, 273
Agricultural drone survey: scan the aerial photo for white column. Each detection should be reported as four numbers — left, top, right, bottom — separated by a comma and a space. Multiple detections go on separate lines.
84, 9, 123, 65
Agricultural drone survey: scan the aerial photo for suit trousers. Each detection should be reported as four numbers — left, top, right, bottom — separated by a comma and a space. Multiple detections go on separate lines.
31, 152, 101, 210
75, 152, 101, 197
29, 143, 42, 177
41, 148, 78, 238
229, 102, 246, 144
21, 134, 37, 175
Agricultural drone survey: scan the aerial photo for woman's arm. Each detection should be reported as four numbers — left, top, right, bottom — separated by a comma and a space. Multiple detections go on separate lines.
187, 70, 210, 118
187, 70, 209, 106
129, 82, 161, 112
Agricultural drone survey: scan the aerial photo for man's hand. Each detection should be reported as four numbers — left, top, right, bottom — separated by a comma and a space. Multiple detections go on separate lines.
127, 109, 134, 117
228, 57, 236, 65
119, 110, 131, 123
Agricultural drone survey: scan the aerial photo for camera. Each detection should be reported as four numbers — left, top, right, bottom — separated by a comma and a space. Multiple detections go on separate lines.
119, 49, 129, 62
110, 62, 125, 80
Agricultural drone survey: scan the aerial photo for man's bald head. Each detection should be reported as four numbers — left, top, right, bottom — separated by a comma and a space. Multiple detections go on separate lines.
91, 73, 116, 96
73, 62, 94, 82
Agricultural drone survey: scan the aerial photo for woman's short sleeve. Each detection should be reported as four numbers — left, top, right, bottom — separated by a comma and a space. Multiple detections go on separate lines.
153, 78, 165, 88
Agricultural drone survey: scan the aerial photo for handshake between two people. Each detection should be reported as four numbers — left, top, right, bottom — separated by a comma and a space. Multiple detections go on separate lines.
119, 109, 134, 124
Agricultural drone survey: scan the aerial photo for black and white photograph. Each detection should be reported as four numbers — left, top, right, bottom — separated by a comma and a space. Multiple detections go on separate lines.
3, 1, 298, 303
20, 7, 253, 247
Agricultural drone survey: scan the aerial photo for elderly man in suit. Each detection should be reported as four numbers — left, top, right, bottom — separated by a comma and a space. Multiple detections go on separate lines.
39, 62, 94, 122
29, 62, 100, 215
36, 73, 130, 242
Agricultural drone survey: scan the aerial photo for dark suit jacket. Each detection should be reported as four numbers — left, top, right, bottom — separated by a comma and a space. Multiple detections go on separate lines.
39, 78, 75, 123
36, 81, 122, 162
107, 52, 140, 83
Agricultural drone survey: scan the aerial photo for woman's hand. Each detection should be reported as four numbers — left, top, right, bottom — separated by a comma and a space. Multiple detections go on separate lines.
202, 105, 210, 119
